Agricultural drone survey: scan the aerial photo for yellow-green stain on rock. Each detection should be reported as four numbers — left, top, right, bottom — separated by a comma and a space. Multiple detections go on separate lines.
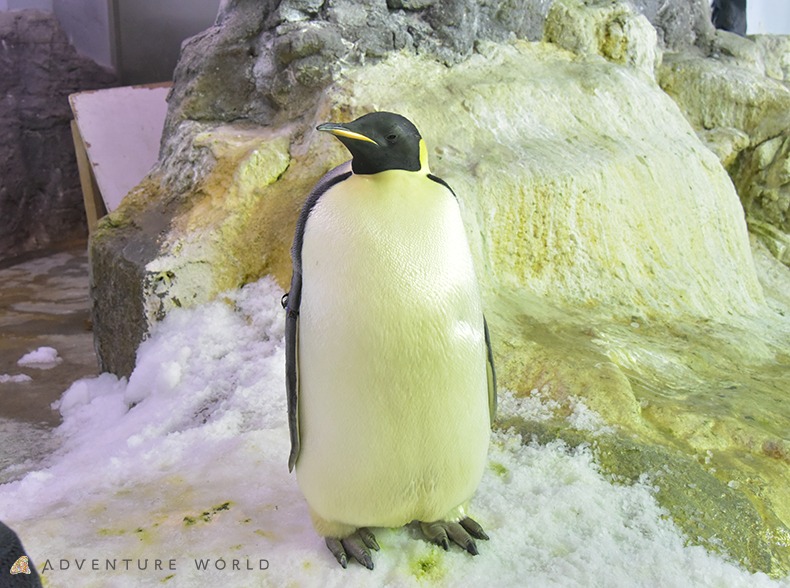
183, 501, 233, 527
134, 526, 157, 545
97, 528, 127, 537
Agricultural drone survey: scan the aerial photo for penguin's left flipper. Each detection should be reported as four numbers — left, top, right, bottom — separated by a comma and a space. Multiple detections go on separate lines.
484, 316, 497, 426
325, 527, 380, 570
419, 517, 489, 556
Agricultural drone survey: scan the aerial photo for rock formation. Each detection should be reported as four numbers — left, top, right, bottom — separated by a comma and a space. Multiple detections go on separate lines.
96, 0, 718, 376
659, 31, 790, 266
0, 10, 115, 261
162, 0, 714, 144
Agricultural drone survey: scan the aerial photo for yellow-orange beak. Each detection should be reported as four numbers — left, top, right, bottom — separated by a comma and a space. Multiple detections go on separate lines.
317, 123, 379, 146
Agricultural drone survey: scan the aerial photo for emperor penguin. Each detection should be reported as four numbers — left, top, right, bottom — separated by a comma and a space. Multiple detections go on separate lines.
283, 111, 496, 570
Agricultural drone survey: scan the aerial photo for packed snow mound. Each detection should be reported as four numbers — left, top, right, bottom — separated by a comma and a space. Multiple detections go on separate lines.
0, 277, 783, 587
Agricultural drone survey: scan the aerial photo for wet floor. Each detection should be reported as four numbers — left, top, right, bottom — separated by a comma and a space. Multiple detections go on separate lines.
0, 241, 99, 483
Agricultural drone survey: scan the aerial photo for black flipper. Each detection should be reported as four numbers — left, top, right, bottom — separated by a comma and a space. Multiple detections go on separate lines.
483, 315, 497, 425
286, 163, 353, 472
284, 282, 301, 473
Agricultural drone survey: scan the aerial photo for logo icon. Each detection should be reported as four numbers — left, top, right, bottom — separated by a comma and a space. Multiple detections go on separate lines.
10, 556, 31, 575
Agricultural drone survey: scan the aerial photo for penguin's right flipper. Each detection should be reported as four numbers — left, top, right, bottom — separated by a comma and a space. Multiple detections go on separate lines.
286, 163, 354, 472
284, 286, 300, 473
325, 528, 380, 570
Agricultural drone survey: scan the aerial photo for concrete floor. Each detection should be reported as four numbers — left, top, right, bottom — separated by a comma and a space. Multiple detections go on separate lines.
0, 241, 99, 483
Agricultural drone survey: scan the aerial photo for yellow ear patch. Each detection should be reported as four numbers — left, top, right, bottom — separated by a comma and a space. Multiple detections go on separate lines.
419, 139, 431, 173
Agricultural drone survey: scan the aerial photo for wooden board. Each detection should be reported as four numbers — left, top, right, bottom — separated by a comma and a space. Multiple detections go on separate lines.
70, 119, 105, 234
69, 83, 171, 230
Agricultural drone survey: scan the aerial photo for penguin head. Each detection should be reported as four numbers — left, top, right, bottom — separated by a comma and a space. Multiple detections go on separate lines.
317, 112, 429, 175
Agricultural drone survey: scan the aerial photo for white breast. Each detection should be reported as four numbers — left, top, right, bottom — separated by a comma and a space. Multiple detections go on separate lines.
296, 169, 490, 529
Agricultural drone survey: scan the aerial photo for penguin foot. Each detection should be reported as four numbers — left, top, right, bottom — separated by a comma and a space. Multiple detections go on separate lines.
325, 527, 380, 570
419, 517, 489, 556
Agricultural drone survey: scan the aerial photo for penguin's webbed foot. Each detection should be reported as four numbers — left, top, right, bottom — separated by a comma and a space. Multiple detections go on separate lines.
325, 527, 380, 570
419, 517, 489, 556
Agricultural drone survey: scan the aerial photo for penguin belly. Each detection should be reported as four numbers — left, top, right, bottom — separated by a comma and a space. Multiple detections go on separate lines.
296, 170, 490, 530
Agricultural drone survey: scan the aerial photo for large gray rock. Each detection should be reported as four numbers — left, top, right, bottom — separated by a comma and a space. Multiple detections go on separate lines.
162, 0, 715, 146
631, 0, 714, 49
95, 35, 766, 375
0, 10, 115, 261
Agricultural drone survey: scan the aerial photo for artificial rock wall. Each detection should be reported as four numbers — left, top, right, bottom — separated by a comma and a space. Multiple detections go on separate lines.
161, 0, 714, 144
0, 10, 115, 260
94, 0, 719, 377
658, 30, 790, 264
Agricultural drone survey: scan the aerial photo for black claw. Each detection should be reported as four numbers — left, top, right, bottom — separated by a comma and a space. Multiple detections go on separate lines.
460, 517, 489, 541
326, 537, 349, 568
327, 530, 378, 570
359, 527, 380, 551
419, 518, 488, 556
345, 533, 375, 569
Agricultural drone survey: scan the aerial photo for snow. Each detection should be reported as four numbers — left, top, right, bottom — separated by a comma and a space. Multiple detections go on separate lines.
0, 277, 786, 587
16, 346, 62, 368
0, 374, 32, 384
0, 419, 58, 484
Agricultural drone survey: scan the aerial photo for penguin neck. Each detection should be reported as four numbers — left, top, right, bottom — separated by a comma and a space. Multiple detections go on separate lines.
349, 139, 431, 176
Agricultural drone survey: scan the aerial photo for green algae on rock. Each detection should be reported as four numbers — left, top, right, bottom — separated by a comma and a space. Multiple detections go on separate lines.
489, 287, 790, 577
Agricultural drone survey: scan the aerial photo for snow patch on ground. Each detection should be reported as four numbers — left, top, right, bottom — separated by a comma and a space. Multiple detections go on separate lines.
0, 374, 33, 384
17, 346, 62, 369
0, 277, 784, 587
